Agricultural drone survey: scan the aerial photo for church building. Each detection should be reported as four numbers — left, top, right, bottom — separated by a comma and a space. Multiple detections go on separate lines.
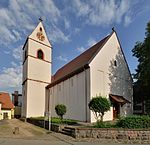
22, 21, 133, 122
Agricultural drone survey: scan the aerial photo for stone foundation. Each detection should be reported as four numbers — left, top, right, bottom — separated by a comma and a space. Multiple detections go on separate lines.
74, 128, 150, 141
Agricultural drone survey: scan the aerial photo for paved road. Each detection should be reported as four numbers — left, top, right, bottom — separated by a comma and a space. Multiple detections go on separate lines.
0, 119, 149, 145
0, 138, 149, 145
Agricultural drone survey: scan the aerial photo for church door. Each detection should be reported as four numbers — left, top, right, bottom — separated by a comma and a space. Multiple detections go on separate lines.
113, 103, 120, 119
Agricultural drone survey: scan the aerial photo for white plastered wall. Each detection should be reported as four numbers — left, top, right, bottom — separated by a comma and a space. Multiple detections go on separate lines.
47, 69, 91, 122
89, 32, 133, 122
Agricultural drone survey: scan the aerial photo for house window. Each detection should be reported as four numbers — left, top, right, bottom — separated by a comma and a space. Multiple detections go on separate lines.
37, 49, 44, 60
114, 60, 117, 67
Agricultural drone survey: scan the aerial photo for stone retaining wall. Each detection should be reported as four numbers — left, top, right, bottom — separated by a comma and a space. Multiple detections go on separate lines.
74, 128, 150, 141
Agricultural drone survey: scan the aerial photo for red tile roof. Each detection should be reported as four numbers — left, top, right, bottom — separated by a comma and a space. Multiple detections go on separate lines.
46, 32, 113, 89
0, 92, 14, 109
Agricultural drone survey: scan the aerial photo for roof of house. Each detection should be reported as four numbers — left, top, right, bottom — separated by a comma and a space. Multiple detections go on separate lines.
46, 31, 114, 88
0, 92, 14, 109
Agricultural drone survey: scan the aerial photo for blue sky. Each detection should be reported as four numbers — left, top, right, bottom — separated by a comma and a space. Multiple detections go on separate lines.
0, 0, 150, 93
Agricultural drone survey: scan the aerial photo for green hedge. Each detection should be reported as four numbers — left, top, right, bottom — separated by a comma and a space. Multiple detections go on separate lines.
116, 116, 150, 129
29, 117, 77, 125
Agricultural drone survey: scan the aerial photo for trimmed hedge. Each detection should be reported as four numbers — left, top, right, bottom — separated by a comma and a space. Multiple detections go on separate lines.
116, 116, 150, 129
28, 117, 77, 125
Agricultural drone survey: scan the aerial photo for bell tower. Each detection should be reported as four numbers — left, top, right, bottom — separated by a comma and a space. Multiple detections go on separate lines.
22, 19, 52, 118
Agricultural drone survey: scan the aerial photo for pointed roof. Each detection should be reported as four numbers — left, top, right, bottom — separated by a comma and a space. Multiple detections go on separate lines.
46, 31, 114, 88
23, 21, 51, 50
0, 92, 14, 109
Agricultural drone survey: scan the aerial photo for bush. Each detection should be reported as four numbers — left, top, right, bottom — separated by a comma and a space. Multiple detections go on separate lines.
55, 104, 67, 120
88, 96, 111, 121
116, 115, 150, 128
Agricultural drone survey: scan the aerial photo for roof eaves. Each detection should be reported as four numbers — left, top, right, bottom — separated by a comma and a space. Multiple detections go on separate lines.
46, 64, 89, 89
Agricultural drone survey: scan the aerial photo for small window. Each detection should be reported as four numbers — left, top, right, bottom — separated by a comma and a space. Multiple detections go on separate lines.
40, 27, 42, 31
71, 78, 73, 87
37, 49, 44, 60
114, 60, 117, 67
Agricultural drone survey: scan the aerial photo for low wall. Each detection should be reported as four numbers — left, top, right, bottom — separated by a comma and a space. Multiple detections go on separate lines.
74, 128, 150, 141
26, 118, 64, 132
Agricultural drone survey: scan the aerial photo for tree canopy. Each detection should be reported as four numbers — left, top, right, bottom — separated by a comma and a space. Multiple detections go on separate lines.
88, 96, 110, 122
55, 104, 67, 120
132, 21, 150, 108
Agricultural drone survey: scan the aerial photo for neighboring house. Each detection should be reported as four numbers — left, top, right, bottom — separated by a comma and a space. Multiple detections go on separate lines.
22, 21, 133, 122
0, 92, 14, 120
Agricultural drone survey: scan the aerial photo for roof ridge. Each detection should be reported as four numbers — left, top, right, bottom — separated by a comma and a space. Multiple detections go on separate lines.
53, 33, 112, 77
47, 31, 114, 88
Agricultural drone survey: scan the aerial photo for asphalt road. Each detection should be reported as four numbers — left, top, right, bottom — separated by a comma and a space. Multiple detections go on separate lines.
0, 138, 149, 145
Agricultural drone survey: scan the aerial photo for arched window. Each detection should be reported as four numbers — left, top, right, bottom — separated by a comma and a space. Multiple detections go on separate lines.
37, 49, 44, 60
114, 60, 117, 67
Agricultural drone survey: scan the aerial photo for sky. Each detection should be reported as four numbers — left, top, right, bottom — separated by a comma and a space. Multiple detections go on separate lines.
0, 0, 150, 94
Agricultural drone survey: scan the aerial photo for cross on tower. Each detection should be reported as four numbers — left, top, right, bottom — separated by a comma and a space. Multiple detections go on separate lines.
39, 17, 43, 22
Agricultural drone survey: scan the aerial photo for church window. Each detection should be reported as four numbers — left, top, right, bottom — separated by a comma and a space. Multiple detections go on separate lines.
37, 49, 44, 60
71, 78, 73, 87
114, 60, 117, 67
40, 27, 42, 31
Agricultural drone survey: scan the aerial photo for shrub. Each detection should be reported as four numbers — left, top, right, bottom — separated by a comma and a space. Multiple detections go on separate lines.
116, 115, 150, 128
88, 96, 111, 122
55, 104, 67, 120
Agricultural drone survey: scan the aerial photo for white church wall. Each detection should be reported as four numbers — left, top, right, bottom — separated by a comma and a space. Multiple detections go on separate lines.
89, 32, 133, 122
26, 80, 48, 117
28, 57, 51, 83
48, 69, 90, 122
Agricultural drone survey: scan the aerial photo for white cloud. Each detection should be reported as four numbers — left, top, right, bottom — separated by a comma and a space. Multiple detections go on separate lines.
0, 64, 22, 89
87, 38, 97, 46
64, 19, 70, 29
71, 0, 137, 27
12, 45, 23, 61
0, 0, 70, 46
77, 47, 86, 53
48, 24, 70, 43
57, 56, 68, 62
124, 15, 132, 26
77, 38, 97, 53
3, 50, 10, 55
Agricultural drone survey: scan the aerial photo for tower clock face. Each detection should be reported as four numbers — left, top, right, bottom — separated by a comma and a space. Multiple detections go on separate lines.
36, 27, 45, 41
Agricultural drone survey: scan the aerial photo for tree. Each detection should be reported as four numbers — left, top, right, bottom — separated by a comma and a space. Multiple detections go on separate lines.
88, 96, 111, 122
55, 104, 67, 120
132, 21, 150, 112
